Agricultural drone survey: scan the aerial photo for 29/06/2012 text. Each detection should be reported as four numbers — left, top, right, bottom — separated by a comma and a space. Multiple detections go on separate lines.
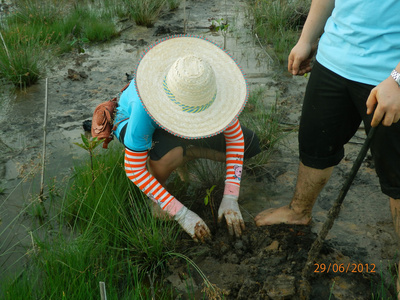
314, 263, 375, 273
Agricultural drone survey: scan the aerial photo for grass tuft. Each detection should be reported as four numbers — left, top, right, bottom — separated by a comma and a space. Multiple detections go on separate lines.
124, 0, 167, 27
248, 0, 310, 64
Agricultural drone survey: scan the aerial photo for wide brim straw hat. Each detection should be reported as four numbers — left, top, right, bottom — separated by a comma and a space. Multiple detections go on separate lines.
134, 35, 248, 139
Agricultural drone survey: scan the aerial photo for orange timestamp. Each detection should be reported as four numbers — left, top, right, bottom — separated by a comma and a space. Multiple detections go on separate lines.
314, 263, 376, 274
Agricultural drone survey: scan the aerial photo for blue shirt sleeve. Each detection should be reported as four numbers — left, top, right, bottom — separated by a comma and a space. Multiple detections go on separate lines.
114, 81, 158, 151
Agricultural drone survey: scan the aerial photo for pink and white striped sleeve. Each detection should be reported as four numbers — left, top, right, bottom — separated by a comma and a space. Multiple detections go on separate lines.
124, 148, 184, 216
223, 118, 244, 197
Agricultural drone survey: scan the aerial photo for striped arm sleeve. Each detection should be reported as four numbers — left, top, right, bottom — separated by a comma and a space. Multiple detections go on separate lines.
124, 148, 183, 216
223, 118, 244, 197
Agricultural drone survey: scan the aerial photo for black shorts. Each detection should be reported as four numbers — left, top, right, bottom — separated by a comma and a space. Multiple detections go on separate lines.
119, 123, 261, 161
300, 60, 400, 198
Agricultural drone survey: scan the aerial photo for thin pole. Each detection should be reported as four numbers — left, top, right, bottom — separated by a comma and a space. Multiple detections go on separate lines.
99, 281, 107, 300
183, 0, 187, 34
39, 78, 48, 201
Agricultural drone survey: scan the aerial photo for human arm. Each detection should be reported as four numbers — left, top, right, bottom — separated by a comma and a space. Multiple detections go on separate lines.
366, 63, 400, 127
288, 0, 335, 75
217, 118, 245, 237
124, 148, 211, 242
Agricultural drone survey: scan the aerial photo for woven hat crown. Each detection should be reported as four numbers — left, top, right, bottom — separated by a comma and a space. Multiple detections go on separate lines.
165, 55, 217, 108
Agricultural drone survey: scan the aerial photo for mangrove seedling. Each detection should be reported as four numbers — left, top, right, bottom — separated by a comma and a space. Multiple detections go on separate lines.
204, 185, 217, 226
74, 134, 103, 185
209, 18, 229, 49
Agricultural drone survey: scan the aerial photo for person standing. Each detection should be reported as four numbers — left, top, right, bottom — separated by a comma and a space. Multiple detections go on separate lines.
254, 0, 400, 297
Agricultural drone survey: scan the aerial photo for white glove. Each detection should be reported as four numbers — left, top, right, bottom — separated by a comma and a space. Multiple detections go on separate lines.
218, 195, 245, 237
174, 206, 211, 242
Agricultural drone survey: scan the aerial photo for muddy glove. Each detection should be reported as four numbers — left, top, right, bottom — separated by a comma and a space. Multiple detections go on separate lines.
218, 195, 245, 237
174, 206, 211, 242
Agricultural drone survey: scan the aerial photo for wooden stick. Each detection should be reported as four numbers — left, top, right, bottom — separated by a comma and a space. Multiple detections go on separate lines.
299, 125, 377, 299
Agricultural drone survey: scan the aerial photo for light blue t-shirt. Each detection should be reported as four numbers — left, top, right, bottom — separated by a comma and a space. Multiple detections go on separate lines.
113, 80, 159, 151
316, 0, 400, 86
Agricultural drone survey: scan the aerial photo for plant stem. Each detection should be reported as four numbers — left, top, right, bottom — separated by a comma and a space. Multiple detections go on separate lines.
0, 31, 10, 60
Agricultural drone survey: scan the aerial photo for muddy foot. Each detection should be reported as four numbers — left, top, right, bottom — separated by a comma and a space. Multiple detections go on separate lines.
254, 205, 311, 226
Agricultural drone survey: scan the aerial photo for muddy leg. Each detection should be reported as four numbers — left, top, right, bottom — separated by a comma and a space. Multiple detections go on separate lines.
389, 198, 400, 300
255, 162, 333, 226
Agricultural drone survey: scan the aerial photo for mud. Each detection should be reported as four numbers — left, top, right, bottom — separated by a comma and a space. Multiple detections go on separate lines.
0, 0, 399, 299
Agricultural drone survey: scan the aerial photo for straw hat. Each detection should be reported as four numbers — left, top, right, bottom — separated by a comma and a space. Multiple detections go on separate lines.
134, 35, 248, 139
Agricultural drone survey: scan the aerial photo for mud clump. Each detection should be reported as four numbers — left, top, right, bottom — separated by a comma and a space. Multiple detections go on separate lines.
167, 221, 388, 299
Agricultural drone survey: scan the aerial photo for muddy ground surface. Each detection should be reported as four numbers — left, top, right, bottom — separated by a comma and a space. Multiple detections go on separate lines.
0, 0, 399, 299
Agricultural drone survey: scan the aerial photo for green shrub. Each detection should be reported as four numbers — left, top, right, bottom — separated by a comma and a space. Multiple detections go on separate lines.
2, 143, 180, 299
0, 25, 50, 87
124, 0, 167, 27
167, 0, 182, 10
0, 0, 123, 87
249, 0, 310, 64
240, 87, 288, 168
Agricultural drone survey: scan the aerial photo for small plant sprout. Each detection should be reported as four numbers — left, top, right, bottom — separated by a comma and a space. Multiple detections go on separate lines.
74, 134, 104, 157
209, 17, 229, 49
74, 134, 104, 183
204, 185, 216, 206
70, 36, 89, 54
204, 185, 217, 226
210, 18, 229, 33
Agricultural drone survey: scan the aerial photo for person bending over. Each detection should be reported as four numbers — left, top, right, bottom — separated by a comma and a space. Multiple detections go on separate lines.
114, 35, 261, 242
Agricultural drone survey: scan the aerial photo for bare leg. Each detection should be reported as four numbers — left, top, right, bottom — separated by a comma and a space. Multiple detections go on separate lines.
176, 146, 226, 181
255, 162, 333, 226
185, 146, 226, 162
389, 198, 400, 300
148, 146, 225, 185
147, 147, 185, 219
147, 146, 225, 217
148, 147, 185, 186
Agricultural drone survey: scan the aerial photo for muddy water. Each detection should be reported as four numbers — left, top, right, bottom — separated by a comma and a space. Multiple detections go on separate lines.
0, 0, 398, 298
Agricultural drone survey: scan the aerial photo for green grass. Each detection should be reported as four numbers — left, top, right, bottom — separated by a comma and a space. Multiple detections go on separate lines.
124, 0, 168, 27
1, 144, 181, 299
167, 0, 182, 10
369, 259, 399, 299
0, 0, 174, 88
240, 87, 289, 170
0, 26, 48, 88
248, 0, 310, 64
0, 141, 230, 299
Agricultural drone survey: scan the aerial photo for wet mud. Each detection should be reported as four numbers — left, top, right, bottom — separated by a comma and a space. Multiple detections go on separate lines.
0, 0, 399, 298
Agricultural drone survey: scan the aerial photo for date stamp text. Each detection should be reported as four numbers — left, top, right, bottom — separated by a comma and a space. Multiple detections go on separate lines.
314, 263, 376, 273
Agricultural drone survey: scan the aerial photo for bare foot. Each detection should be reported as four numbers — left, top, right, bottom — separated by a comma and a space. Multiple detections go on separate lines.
254, 205, 311, 226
